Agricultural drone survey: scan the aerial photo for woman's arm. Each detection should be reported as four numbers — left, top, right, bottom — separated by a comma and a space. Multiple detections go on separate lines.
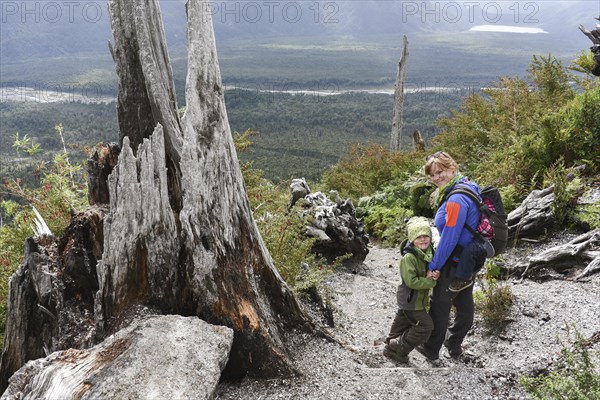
428, 194, 469, 271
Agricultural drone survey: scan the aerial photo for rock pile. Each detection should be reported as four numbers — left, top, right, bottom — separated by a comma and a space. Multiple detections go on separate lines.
289, 178, 369, 266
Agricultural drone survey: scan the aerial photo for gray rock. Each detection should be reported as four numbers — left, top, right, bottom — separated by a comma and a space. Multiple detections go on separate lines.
288, 178, 311, 210
3, 315, 233, 400
305, 226, 332, 242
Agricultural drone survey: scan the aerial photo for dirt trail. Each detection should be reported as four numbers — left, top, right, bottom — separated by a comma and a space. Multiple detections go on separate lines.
215, 243, 600, 400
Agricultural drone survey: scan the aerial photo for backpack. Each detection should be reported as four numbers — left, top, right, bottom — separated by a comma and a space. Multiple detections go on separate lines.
449, 185, 509, 257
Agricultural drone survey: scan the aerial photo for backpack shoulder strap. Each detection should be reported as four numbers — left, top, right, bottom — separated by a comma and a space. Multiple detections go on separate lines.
448, 187, 482, 237
448, 187, 483, 207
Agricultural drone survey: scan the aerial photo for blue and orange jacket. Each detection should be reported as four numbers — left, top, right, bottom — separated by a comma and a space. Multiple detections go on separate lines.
428, 178, 482, 271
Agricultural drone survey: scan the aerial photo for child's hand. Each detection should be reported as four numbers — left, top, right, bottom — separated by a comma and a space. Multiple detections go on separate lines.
427, 270, 440, 280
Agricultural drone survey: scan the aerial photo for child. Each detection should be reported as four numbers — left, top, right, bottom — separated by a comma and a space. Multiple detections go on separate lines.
383, 216, 439, 363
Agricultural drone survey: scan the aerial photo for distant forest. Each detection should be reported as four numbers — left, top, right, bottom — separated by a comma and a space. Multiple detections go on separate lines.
0, 89, 467, 183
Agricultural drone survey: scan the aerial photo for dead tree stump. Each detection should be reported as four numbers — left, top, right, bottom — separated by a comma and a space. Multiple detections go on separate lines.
1, 0, 314, 390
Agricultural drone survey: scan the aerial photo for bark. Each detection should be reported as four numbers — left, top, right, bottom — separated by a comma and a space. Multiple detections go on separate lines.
96, 126, 182, 336
178, 1, 311, 377
108, 0, 183, 211
0, 238, 52, 392
412, 129, 425, 152
0, 207, 106, 391
390, 35, 409, 152
87, 143, 120, 205
108, 1, 156, 153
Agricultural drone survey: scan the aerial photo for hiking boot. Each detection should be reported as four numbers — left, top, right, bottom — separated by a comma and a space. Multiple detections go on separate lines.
448, 277, 474, 292
445, 346, 464, 359
415, 344, 438, 361
443, 339, 463, 359
383, 345, 409, 363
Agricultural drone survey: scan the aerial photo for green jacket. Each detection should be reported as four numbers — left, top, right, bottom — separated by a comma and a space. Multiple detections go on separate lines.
396, 239, 436, 311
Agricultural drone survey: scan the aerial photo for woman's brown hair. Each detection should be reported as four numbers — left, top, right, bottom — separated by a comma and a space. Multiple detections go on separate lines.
424, 151, 459, 176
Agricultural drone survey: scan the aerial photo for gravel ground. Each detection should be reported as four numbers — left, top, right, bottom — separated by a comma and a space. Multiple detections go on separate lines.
215, 238, 600, 400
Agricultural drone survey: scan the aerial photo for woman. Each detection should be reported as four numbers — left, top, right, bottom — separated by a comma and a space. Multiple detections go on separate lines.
416, 151, 486, 361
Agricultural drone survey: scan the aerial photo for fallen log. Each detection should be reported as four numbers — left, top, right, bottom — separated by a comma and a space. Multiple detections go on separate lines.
513, 229, 600, 280
507, 186, 554, 240
574, 254, 600, 281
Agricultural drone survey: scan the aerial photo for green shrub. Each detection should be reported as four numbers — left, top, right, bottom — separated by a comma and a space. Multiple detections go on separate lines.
548, 86, 600, 173
542, 161, 583, 228
498, 185, 519, 214
236, 132, 330, 292
474, 274, 514, 335
363, 204, 413, 246
256, 207, 320, 290
570, 50, 600, 90
321, 143, 423, 201
519, 327, 600, 399
409, 182, 436, 218
431, 55, 595, 200
356, 173, 434, 246
482, 258, 503, 280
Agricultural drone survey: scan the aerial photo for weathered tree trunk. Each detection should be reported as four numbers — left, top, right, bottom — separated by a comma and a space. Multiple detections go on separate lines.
507, 186, 555, 240
390, 35, 409, 152
108, 0, 183, 211
413, 129, 425, 152
178, 1, 312, 377
0, 207, 106, 391
96, 126, 182, 335
100, 0, 311, 378
108, 0, 181, 157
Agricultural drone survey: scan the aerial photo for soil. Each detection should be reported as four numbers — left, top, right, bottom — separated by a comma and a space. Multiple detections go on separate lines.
215, 237, 600, 400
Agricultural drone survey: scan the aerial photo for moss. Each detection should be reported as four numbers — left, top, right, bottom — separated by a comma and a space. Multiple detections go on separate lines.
572, 202, 600, 230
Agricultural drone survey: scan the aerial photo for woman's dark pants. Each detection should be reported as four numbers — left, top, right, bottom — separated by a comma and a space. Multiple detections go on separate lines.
422, 260, 481, 357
